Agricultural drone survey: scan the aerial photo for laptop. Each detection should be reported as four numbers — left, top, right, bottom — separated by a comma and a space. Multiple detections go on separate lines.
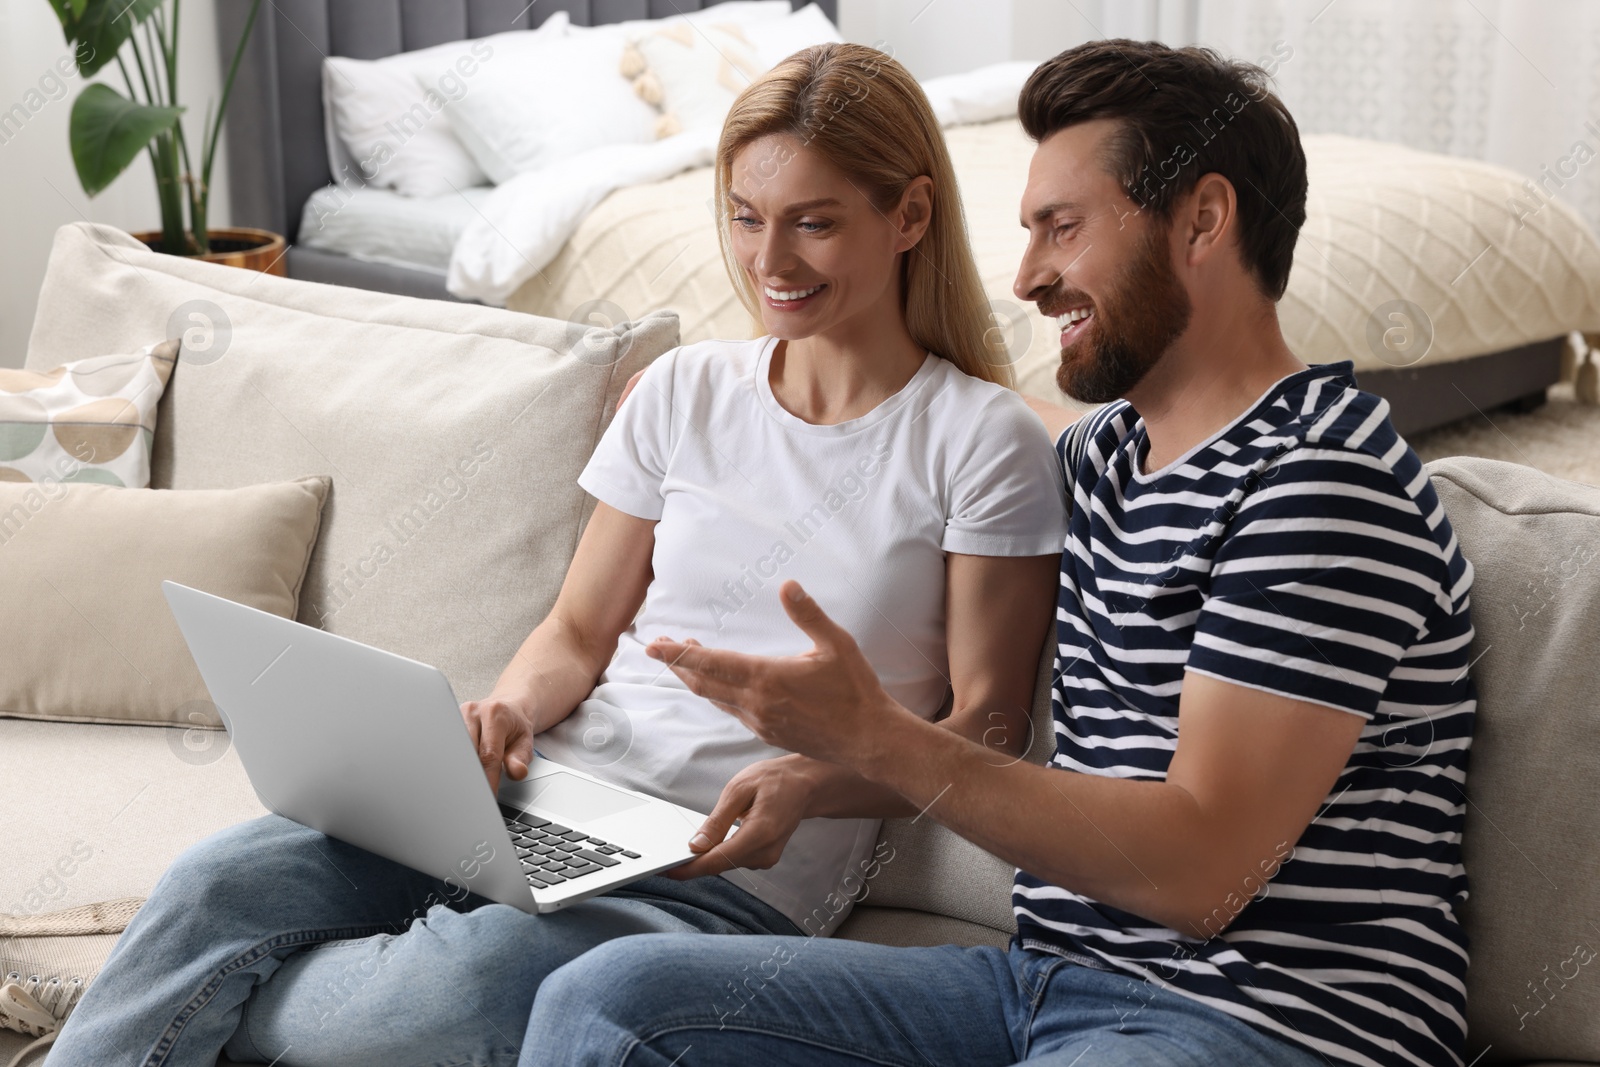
161, 580, 708, 914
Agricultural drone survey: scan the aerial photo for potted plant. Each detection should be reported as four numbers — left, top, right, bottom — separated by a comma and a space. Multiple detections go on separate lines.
48, 0, 283, 272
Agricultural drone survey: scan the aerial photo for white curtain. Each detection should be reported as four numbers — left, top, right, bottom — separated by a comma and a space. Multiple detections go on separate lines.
1187, 0, 1600, 236
1041, 0, 1600, 235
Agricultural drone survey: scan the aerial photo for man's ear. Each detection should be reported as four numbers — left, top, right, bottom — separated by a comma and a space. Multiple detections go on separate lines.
1182, 172, 1238, 268
894, 175, 935, 252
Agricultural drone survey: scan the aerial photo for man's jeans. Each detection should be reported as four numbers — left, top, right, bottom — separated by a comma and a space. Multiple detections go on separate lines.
526, 932, 1331, 1066
44, 814, 797, 1067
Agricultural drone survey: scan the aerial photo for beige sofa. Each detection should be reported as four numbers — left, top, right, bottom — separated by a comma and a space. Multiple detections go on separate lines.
4, 223, 1599, 1066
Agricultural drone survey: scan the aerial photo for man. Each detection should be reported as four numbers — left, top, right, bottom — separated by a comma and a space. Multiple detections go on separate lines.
524, 38, 1476, 1067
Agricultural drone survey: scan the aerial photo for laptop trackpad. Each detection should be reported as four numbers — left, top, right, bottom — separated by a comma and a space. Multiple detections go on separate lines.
527, 771, 648, 821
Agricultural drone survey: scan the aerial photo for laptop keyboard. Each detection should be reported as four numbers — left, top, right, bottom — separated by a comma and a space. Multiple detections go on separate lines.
500, 811, 643, 890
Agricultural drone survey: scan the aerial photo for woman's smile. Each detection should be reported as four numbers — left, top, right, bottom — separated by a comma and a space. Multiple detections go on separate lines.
761, 282, 828, 311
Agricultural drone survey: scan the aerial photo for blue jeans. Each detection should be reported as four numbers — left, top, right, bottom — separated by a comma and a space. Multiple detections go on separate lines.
44, 814, 797, 1067
527, 933, 1331, 1066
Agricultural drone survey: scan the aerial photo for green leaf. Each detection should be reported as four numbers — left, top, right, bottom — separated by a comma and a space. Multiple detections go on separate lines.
46, 0, 76, 37
73, 0, 164, 78
70, 83, 181, 197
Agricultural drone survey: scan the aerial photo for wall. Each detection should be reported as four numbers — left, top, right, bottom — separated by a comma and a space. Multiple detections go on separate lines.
0, 0, 229, 369
837, 0, 1084, 80
835, 0, 1200, 81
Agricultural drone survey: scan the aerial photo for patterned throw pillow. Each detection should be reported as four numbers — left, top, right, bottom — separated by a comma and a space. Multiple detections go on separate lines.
0, 339, 177, 488
621, 22, 763, 138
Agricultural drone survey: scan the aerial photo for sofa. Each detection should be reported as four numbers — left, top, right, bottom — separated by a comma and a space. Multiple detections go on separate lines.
3, 222, 1599, 1066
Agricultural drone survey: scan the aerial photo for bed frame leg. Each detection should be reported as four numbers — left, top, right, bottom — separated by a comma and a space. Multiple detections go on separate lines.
1502, 388, 1549, 415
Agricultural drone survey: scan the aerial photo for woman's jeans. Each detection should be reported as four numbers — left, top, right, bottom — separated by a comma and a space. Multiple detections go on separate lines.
524, 933, 1333, 1067
44, 814, 797, 1067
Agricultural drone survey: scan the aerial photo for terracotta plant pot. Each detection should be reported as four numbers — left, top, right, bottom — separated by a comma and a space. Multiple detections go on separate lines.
131, 226, 288, 276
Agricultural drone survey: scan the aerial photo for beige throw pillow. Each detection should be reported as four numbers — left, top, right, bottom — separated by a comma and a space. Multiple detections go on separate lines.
0, 475, 329, 726
622, 22, 763, 138
0, 339, 177, 489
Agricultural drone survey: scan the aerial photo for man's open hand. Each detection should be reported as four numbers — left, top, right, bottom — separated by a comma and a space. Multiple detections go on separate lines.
644, 581, 911, 768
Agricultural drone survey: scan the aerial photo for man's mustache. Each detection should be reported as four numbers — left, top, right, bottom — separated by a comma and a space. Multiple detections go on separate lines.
1038, 288, 1095, 320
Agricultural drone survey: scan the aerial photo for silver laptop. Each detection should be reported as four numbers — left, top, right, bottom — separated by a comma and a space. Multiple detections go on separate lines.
161, 580, 706, 914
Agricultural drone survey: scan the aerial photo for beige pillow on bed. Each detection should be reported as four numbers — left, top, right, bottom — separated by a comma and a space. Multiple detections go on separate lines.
0, 475, 329, 727
622, 21, 763, 138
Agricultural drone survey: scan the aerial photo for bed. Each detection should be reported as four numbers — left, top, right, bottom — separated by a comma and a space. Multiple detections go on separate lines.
499, 121, 1600, 432
215, 0, 838, 300
217, 1, 1600, 434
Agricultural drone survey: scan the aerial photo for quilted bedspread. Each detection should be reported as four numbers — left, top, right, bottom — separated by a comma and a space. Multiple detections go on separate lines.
506, 120, 1600, 405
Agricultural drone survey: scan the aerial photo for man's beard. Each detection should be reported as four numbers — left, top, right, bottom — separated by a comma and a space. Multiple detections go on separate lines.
1052, 223, 1192, 405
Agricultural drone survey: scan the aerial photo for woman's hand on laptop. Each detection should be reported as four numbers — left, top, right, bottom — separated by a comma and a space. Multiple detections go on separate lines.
460, 695, 537, 794
661, 755, 823, 880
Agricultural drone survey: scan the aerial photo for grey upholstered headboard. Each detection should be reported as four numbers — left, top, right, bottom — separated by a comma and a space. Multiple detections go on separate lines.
215, 0, 837, 245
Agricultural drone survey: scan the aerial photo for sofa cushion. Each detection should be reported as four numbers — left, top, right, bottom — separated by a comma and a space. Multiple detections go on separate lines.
0, 476, 329, 726
833, 906, 1009, 950
0, 716, 264, 1066
861, 632, 1058, 937
0, 719, 264, 917
1425, 457, 1600, 1063
25, 223, 679, 704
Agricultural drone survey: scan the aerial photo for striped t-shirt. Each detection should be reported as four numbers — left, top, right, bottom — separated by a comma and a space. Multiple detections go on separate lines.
1015, 360, 1476, 1067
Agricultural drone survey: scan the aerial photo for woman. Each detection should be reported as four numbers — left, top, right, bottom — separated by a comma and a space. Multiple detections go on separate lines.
45, 43, 1066, 1067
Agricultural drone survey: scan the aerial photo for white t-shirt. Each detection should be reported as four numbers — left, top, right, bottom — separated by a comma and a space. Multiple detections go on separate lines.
537, 336, 1068, 934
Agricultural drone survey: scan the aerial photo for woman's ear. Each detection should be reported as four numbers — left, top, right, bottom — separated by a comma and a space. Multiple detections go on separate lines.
893, 175, 935, 252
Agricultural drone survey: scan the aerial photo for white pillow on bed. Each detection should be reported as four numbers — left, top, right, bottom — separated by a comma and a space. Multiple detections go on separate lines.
608, 1, 793, 36
741, 3, 845, 69
446, 3, 795, 184
325, 52, 488, 197
321, 16, 570, 197
318, 12, 569, 197
920, 61, 1038, 127
445, 24, 662, 184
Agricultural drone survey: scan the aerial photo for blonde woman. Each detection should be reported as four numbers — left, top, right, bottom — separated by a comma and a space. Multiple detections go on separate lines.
46, 44, 1066, 1067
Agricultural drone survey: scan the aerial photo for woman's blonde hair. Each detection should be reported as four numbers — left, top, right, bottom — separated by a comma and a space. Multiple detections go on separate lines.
714, 43, 1012, 387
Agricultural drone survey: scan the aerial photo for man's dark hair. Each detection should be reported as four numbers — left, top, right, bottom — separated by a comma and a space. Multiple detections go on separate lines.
1019, 39, 1307, 301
